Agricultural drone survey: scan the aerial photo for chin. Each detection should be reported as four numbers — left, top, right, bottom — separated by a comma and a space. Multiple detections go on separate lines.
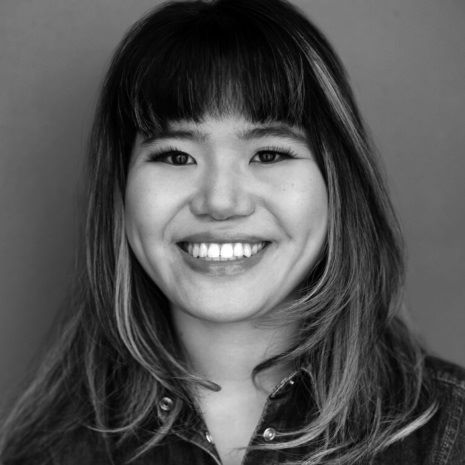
177, 298, 266, 324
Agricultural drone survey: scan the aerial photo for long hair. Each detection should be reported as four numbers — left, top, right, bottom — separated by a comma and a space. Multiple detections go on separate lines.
0, 0, 438, 464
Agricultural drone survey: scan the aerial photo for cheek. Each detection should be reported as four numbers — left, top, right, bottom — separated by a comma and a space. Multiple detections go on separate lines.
270, 165, 328, 241
124, 171, 179, 252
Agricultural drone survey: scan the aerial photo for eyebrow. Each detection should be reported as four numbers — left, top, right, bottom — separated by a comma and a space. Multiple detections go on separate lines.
141, 124, 308, 146
237, 126, 308, 144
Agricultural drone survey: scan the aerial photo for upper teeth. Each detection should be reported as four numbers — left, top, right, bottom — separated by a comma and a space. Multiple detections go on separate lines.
184, 242, 267, 260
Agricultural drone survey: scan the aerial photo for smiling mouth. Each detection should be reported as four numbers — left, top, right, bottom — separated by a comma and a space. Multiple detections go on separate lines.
177, 241, 271, 261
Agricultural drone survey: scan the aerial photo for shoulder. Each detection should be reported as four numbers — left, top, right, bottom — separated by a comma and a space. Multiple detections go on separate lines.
425, 354, 465, 391
423, 355, 465, 465
424, 354, 465, 433
426, 353, 465, 384
375, 354, 465, 465
1, 430, 111, 465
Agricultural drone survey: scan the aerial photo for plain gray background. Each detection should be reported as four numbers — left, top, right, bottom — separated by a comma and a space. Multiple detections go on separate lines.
0, 0, 464, 400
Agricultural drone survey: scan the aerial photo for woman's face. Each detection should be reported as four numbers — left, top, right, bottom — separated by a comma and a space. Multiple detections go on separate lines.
125, 114, 328, 323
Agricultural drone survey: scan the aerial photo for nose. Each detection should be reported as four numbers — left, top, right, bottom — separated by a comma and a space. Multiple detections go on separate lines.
189, 162, 255, 220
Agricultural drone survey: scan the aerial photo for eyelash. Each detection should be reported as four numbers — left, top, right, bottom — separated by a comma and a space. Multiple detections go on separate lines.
147, 146, 193, 165
147, 146, 299, 165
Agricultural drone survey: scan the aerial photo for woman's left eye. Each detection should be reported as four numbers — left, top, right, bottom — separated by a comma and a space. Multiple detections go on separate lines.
251, 149, 295, 164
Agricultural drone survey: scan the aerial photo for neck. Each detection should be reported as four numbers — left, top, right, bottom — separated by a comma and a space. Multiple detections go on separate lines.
171, 307, 297, 394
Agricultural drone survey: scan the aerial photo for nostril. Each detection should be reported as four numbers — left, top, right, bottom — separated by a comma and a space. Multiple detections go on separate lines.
189, 179, 254, 220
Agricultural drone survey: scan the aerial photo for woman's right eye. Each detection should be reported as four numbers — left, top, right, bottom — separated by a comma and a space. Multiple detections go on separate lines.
148, 150, 195, 165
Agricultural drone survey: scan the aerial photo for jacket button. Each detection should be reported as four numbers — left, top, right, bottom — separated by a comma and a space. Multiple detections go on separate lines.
159, 396, 174, 412
205, 432, 214, 444
262, 427, 276, 441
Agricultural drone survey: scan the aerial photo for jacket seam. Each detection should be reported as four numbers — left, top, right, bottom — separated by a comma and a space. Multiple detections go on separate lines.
431, 384, 465, 465
431, 373, 465, 392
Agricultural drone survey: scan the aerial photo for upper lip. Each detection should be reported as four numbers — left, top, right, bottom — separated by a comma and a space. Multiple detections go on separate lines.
177, 232, 271, 244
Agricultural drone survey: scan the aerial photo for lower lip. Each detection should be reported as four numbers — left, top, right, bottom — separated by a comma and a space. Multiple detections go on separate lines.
177, 244, 271, 277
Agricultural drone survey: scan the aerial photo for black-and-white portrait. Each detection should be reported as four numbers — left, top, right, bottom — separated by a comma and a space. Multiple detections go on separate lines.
1, 1, 464, 464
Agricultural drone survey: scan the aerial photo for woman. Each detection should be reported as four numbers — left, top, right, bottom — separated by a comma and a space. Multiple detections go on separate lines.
1, 0, 464, 464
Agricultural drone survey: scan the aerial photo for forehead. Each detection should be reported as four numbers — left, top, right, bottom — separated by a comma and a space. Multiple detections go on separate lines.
141, 114, 309, 146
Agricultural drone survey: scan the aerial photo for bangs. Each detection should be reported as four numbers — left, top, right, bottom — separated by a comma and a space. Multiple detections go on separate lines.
117, 2, 312, 135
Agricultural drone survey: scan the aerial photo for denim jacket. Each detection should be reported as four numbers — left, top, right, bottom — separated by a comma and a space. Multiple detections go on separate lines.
36, 355, 465, 464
